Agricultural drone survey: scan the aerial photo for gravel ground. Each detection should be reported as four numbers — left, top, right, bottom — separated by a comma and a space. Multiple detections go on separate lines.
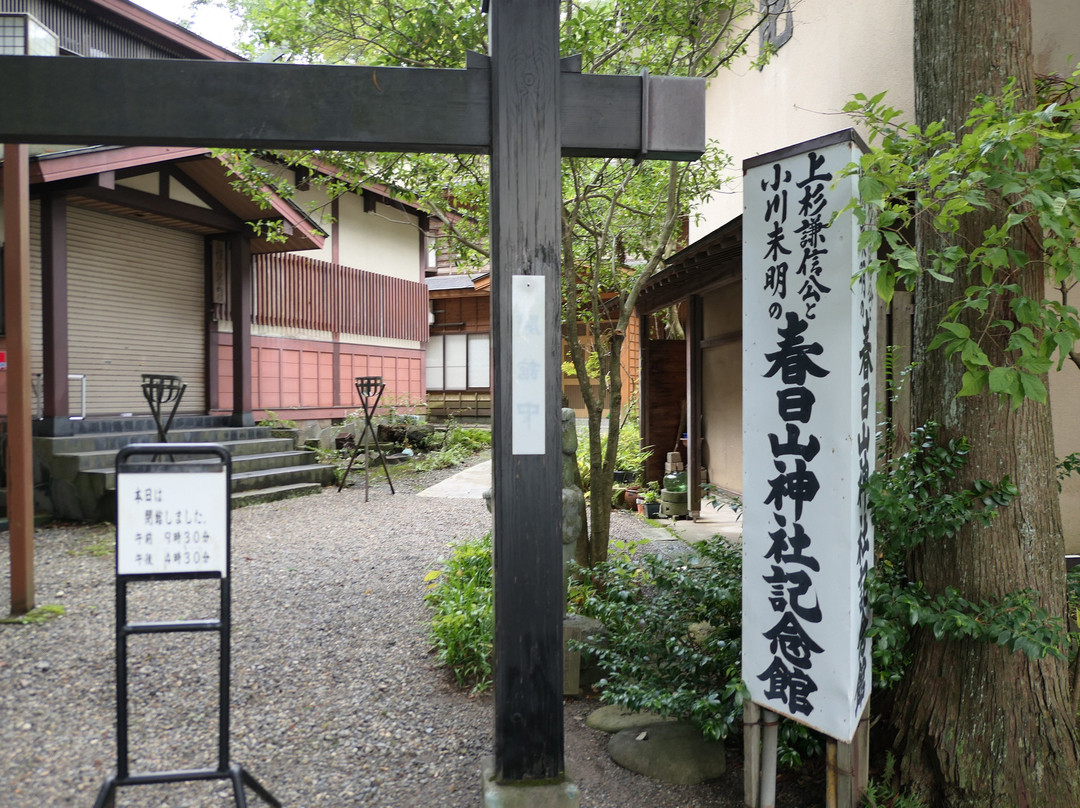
1, 459, 768, 808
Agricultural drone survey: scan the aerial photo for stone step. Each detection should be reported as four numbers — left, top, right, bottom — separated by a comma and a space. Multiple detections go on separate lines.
230, 463, 336, 493
230, 482, 324, 509
35, 420, 332, 523
232, 450, 319, 474
53, 438, 298, 472
36, 426, 272, 455
57, 415, 233, 435
85, 454, 330, 492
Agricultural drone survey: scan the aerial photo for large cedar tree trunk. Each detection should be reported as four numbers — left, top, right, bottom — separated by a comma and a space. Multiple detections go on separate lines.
892, 2, 1080, 805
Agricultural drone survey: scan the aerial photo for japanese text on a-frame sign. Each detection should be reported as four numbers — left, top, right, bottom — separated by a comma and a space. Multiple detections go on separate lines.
117, 471, 228, 576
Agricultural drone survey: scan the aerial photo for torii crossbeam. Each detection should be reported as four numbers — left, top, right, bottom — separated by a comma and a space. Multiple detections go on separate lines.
0, 0, 703, 787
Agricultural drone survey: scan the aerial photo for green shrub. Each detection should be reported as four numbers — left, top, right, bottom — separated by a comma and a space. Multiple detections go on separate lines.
860, 753, 928, 808
424, 533, 494, 691
413, 425, 491, 472
413, 443, 474, 472
574, 539, 821, 766
257, 410, 297, 429
445, 426, 492, 452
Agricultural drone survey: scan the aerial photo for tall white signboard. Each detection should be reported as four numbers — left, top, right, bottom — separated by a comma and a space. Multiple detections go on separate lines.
742, 129, 875, 742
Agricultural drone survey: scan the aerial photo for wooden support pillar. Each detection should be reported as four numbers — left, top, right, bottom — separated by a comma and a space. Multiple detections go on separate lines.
489, 0, 565, 783
687, 293, 703, 516
5, 143, 35, 615
229, 233, 253, 427
639, 310, 653, 479
39, 193, 71, 437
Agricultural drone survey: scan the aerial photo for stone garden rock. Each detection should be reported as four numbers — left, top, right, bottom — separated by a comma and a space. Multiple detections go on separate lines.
606, 721, 726, 785
585, 704, 676, 733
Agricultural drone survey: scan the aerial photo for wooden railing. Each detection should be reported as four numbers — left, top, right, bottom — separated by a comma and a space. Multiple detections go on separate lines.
221, 254, 429, 342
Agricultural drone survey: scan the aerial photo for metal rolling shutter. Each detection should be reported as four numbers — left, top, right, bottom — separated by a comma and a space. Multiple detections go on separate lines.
61, 207, 205, 416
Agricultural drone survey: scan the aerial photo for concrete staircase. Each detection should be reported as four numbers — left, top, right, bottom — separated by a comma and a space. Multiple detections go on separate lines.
33, 416, 336, 522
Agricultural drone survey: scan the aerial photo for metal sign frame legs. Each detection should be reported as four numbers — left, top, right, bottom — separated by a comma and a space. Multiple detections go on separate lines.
93, 444, 279, 808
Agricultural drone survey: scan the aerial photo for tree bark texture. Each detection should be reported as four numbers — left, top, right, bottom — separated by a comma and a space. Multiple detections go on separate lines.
893, 2, 1080, 805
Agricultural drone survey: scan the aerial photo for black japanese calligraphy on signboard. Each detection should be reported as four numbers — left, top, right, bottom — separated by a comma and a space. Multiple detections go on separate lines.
742, 130, 874, 742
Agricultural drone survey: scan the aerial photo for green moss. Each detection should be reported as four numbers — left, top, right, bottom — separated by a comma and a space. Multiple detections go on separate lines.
1, 603, 66, 625
68, 525, 115, 558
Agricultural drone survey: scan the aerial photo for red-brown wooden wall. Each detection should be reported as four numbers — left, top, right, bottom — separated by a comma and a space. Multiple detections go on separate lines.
214, 334, 425, 420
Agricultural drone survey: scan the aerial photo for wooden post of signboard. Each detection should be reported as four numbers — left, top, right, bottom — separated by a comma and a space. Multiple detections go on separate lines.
489, 0, 565, 783
743, 702, 762, 808
835, 704, 870, 807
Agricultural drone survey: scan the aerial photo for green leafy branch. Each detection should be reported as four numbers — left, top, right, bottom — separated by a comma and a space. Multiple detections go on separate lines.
869, 578, 1067, 663
842, 70, 1080, 407
862, 424, 1018, 553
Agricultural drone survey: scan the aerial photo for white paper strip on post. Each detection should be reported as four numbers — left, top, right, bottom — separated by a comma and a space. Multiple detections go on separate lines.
512, 274, 546, 455
117, 471, 229, 576
741, 130, 875, 743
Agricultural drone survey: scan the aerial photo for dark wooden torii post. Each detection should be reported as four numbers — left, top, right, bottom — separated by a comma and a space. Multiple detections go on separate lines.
0, 0, 703, 782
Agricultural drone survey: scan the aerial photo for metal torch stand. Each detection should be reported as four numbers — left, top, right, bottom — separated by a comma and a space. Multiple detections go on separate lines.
141, 373, 187, 460
336, 376, 395, 499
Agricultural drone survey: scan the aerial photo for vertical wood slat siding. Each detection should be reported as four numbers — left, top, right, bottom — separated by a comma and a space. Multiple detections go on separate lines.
237, 254, 428, 342
28, 203, 42, 414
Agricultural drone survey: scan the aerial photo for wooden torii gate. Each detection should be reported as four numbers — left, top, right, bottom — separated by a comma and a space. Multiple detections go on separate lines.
0, 0, 703, 785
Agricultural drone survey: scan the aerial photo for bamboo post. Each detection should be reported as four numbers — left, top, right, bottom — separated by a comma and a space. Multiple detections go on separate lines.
836, 705, 871, 806
760, 708, 778, 808
743, 702, 762, 808
826, 740, 838, 808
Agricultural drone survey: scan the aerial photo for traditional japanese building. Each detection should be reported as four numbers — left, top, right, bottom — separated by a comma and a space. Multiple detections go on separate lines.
0, 0, 432, 519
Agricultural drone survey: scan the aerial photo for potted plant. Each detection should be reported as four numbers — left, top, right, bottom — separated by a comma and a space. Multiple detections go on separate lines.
643, 481, 661, 519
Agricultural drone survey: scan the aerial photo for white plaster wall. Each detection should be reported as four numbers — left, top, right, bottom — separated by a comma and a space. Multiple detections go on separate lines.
1036, 0, 1080, 553
695, 0, 915, 236
336, 194, 421, 282
116, 173, 158, 195
698, 0, 1079, 236
1033, 0, 1080, 76
292, 185, 335, 263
